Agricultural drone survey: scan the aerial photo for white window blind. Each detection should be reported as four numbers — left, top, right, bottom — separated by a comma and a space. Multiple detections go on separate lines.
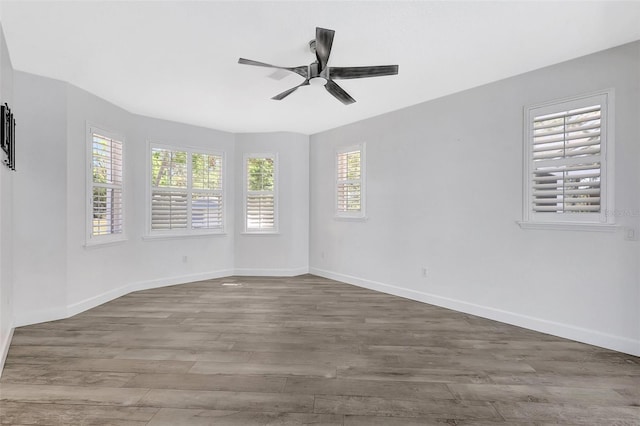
336, 145, 365, 217
192, 153, 223, 229
524, 92, 611, 225
245, 155, 277, 232
150, 146, 223, 233
91, 132, 123, 238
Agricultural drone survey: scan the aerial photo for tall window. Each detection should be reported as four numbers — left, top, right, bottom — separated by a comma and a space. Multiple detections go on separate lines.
150, 144, 224, 234
523, 91, 613, 226
336, 144, 365, 218
88, 126, 124, 244
245, 154, 277, 233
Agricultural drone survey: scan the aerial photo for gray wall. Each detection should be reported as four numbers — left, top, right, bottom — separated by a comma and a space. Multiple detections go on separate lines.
12, 73, 69, 324
309, 41, 640, 355
0, 22, 14, 370
234, 132, 309, 275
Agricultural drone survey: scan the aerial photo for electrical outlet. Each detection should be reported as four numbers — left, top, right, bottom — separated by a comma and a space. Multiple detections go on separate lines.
624, 227, 638, 241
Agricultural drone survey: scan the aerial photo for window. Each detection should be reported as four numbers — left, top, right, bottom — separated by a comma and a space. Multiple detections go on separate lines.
87, 125, 124, 244
150, 144, 224, 235
244, 154, 277, 233
336, 144, 365, 218
522, 91, 613, 227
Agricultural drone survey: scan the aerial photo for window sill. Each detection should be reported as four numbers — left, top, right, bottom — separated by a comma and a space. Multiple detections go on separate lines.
517, 221, 617, 232
84, 237, 128, 249
241, 231, 280, 236
143, 232, 227, 241
334, 215, 368, 222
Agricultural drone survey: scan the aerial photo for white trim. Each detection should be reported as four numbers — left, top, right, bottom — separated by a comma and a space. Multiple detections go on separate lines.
233, 267, 309, 277
0, 325, 14, 377
142, 233, 228, 241
335, 143, 366, 219
13, 269, 234, 328
86, 122, 126, 246
144, 229, 227, 239
309, 267, 640, 357
517, 221, 618, 232
12, 268, 314, 328
147, 141, 226, 237
333, 216, 369, 222
243, 153, 279, 233
66, 269, 235, 318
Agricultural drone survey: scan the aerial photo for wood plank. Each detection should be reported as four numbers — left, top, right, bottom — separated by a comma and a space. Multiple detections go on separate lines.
0, 384, 148, 406
138, 389, 314, 412
122, 373, 286, 393
313, 394, 501, 419
0, 402, 157, 425
146, 408, 343, 426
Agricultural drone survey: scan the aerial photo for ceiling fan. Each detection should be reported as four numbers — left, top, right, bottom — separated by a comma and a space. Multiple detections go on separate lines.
238, 27, 399, 105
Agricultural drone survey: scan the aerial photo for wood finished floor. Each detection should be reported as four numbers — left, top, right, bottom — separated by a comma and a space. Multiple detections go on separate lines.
1, 275, 639, 425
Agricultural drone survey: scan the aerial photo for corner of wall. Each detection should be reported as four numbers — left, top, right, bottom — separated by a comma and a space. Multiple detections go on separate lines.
0, 324, 14, 377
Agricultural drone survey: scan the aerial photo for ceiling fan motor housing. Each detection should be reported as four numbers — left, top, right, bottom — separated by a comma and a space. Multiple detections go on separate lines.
308, 61, 323, 79
308, 57, 328, 85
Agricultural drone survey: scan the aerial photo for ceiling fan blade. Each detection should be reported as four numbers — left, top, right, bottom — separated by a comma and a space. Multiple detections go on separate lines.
325, 79, 355, 105
272, 80, 310, 101
315, 27, 335, 71
238, 58, 308, 78
329, 65, 399, 79
238, 58, 278, 68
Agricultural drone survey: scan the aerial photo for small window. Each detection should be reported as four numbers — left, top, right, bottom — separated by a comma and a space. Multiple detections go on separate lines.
150, 144, 224, 235
244, 154, 277, 233
336, 144, 365, 218
87, 125, 125, 244
522, 91, 613, 226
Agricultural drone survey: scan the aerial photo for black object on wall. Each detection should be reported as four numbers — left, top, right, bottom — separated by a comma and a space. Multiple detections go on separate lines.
1, 103, 15, 170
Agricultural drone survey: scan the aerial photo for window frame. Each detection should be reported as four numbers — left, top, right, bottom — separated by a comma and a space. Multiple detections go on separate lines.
85, 123, 126, 247
146, 141, 226, 238
243, 153, 279, 234
520, 90, 615, 231
335, 143, 366, 220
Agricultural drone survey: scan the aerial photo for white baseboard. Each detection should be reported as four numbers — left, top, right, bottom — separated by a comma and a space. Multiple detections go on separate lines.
0, 324, 14, 377
12, 267, 311, 328
66, 269, 236, 318
310, 267, 640, 357
14, 269, 236, 328
233, 267, 309, 277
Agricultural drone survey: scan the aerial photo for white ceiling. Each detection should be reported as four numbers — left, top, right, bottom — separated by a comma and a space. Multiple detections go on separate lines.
1, 1, 639, 135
